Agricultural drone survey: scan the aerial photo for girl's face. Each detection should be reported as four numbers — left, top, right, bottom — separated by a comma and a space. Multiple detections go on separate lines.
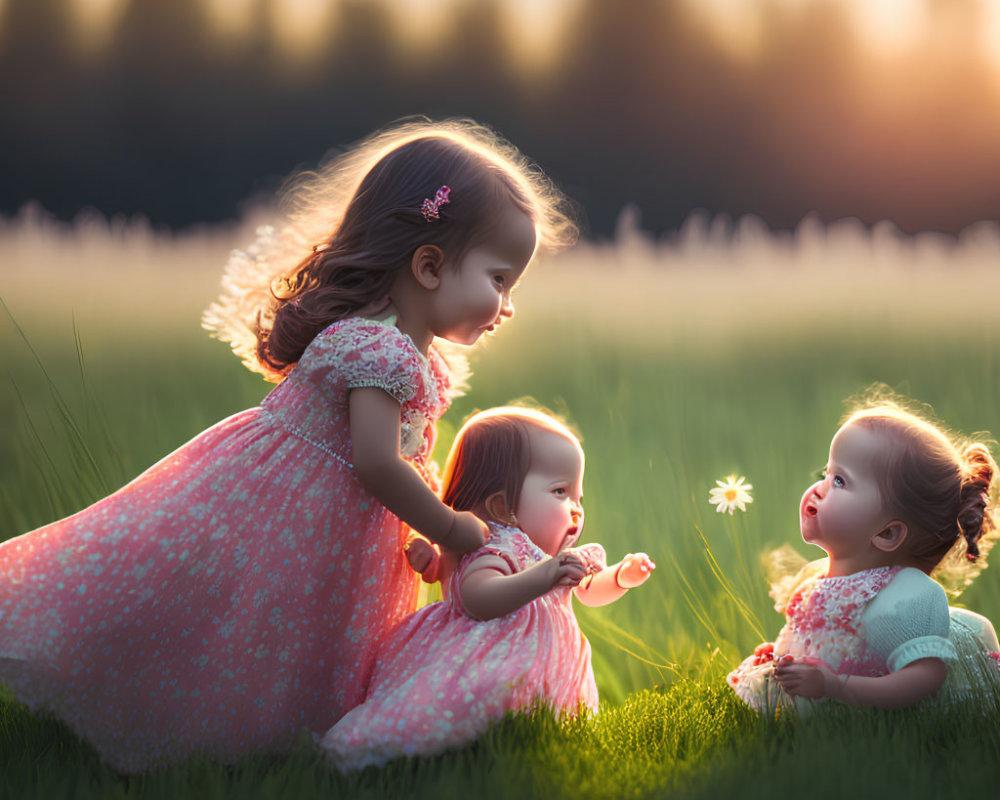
514, 427, 585, 557
431, 202, 536, 346
800, 421, 892, 563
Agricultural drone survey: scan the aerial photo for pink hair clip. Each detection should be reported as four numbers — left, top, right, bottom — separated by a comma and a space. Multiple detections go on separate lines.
421, 185, 451, 221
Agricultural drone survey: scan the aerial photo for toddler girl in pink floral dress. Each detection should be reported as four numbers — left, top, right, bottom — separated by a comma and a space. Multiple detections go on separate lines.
0, 120, 578, 771
729, 397, 1000, 712
320, 407, 656, 770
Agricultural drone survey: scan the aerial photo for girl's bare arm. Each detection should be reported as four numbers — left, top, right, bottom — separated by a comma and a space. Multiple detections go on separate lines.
349, 387, 485, 553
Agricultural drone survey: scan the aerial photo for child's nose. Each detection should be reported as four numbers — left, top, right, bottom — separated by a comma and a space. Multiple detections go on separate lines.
499, 294, 514, 318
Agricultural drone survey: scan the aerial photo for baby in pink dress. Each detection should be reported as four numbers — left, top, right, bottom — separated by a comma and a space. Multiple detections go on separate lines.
320, 407, 656, 770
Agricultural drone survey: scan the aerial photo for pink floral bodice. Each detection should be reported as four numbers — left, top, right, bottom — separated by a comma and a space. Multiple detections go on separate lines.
260, 316, 454, 484
774, 566, 904, 676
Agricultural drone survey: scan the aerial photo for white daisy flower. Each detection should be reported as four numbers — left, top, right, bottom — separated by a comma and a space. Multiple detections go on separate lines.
709, 475, 753, 515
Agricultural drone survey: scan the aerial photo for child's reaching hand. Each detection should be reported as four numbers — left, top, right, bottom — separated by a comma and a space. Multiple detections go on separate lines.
615, 552, 656, 588
572, 551, 656, 607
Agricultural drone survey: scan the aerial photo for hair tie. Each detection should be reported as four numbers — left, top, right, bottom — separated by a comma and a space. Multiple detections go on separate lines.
312, 242, 330, 254
421, 186, 451, 221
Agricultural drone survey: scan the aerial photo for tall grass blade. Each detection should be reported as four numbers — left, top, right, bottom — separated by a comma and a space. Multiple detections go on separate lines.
2, 298, 112, 497
694, 524, 766, 642
72, 315, 124, 477
7, 375, 65, 523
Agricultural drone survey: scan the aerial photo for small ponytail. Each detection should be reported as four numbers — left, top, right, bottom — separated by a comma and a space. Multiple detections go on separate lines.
958, 444, 997, 562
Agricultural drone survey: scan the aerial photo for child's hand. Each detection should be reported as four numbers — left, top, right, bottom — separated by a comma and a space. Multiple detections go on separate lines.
445, 511, 489, 554
404, 535, 440, 584
547, 551, 589, 588
615, 552, 656, 588
773, 656, 838, 699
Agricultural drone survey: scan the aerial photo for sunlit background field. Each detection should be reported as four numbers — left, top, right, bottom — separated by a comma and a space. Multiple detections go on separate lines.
4, 208, 1000, 706
8, 0, 1000, 235
5, 0, 1000, 794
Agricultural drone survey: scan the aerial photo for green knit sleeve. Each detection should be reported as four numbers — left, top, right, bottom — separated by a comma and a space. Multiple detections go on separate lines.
861, 568, 956, 672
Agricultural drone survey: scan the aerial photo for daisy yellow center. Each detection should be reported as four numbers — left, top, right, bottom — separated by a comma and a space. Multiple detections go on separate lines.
724, 488, 738, 501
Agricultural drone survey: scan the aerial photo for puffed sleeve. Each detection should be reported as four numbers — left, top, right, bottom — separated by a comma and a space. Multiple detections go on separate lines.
861, 568, 956, 672
448, 535, 520, 618
569, 543, 608, 573
295, 319, 422, 404
453, 530, 523, 583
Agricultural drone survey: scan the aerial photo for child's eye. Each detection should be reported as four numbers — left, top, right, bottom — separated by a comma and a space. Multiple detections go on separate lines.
492, 274, 506, 289
553, 487, 567, 496
832, 475, 846, 488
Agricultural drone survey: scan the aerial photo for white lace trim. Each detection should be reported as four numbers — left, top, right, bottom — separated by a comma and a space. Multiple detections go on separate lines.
260, 407, 353, 468
345, 377, 414, 406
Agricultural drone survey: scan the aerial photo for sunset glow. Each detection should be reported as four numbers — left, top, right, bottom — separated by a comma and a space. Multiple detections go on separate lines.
67, 0, 130, 52
498, 0, 582, 73
380, 0, 459, 54
266, 0, 339, 63
11, 0, 1000, 79
203, 0, 258, 44
689, 0, 763, 59
983, 0, 1000, 71
846, 0, 926, 57
685, 0, 1000, 70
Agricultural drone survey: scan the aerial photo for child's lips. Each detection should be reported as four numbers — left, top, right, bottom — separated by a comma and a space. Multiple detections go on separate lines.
801, 493, 818, 518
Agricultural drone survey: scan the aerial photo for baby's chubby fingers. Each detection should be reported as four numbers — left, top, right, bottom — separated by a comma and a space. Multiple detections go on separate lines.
404, 538, 434, 573
616, 552, 656, 588
554, 552, 588, 586
773, 660, 827, 698
633, 552, 656, 572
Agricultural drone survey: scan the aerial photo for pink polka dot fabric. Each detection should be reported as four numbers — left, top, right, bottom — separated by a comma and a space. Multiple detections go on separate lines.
0, 317, 454, 772
320, 525, 603, 771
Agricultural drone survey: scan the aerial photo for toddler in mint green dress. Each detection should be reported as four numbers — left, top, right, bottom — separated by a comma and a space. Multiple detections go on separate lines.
728, 559, 1000, 712
729, 397, 1000, 711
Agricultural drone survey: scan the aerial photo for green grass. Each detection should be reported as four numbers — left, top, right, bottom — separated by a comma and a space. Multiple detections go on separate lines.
4, 677, 1000, 799
4, 268, 1000, 796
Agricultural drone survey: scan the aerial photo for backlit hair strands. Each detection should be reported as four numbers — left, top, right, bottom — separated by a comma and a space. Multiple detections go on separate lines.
202, 118, 578, 382
842, 387, 999, 597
